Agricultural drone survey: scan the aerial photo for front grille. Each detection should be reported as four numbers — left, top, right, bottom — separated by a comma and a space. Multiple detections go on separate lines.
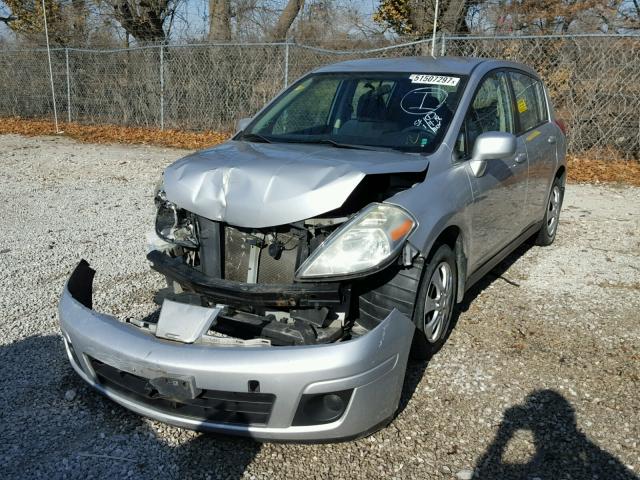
90, 358, 275, 426
223, 226, 299, 284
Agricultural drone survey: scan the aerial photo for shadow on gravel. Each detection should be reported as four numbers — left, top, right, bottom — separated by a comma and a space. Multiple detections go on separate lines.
0, 334, 260, 479
397, 241, 537, 418
457, 240, 535, 315
474, 390, 638, 480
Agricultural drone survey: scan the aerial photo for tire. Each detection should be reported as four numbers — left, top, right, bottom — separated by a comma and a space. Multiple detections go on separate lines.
410, 244, 458, 360
535, 177, 564, 246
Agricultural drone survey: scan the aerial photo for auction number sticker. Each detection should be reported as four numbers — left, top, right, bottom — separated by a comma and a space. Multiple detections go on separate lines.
409, 74, 459, 86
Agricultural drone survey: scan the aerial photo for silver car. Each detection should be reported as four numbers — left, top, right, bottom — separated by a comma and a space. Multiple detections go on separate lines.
59, 57, 566, 441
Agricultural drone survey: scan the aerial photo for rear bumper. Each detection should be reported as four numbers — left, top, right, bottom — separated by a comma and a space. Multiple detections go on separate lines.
59, 261, 414, 442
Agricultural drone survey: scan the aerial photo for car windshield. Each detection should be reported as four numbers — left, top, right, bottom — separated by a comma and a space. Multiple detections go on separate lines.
241, 72, 466, 153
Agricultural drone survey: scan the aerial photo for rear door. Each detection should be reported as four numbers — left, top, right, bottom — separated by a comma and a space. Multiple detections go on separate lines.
456, 71, 529, 272
508, 71, 557, 224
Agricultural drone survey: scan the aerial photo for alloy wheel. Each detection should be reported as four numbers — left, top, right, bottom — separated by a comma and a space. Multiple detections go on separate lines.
423, 262, 453, 343
546, 185, 561, 236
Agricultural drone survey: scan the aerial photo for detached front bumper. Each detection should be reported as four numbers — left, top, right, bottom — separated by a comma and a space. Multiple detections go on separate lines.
58, 261, 415, 442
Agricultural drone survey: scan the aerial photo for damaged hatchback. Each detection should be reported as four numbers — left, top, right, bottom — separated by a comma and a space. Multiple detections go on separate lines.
59, 57, 566, 441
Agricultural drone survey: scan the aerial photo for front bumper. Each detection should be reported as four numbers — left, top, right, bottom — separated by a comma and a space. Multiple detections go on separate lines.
58, 261, 415, 442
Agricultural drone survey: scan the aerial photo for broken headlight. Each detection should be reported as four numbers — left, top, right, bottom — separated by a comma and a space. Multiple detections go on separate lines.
295, 203, 415, 280
154, 183, 198, 249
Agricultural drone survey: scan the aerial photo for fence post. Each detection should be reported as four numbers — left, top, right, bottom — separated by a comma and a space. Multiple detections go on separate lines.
284, 40, 290, 88
160, 44, 165, 130
440, 32, 446, 56
65, 48, 71, 123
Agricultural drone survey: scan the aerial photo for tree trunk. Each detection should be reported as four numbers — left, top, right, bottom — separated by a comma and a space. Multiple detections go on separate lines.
440, 0, 469, 34
271, 0, 305, 41
71, 0, 87, 44
208, 0, 231, 41
407, 0, 436, 37
408, 0, 469, 36
110, 0, 167, 44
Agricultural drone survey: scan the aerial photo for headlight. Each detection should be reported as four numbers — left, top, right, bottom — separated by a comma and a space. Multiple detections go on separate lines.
295, 203, 415, 280
154, 177, 198, 249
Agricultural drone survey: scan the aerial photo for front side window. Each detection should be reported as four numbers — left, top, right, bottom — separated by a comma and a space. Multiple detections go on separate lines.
509, 72, 548, 133
456, 72, 515, 158
244, 72, 466, 153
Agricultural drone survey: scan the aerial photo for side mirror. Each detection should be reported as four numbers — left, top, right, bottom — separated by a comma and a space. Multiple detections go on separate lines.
469, 132, 517, 177
236, 117, 252, 132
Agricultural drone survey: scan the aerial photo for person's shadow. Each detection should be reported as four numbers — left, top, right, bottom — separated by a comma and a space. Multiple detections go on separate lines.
474, 389, 638, 479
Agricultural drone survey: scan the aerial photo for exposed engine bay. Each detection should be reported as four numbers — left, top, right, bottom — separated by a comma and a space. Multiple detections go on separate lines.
148, 171, 425, 347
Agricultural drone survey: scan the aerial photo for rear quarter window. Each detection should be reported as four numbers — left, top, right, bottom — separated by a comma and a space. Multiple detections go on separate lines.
510, 72, 548, 133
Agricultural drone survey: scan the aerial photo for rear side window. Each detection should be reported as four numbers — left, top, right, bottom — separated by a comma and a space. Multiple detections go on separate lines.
509, 72, 548, 133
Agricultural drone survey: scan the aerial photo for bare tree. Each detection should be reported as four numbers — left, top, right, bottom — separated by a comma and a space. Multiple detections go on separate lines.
105, 0, 178, 43
374, 0, 473, 37
493, 0, 624, 34
2, 0, 89, 45
270, 0, 304, 40
208, 0, 231, 41
619, 0, 640, 31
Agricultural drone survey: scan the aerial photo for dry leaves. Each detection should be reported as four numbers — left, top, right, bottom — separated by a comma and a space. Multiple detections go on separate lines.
1, 117, 639, 186
0, 117, 230, 150
567, 155, 640, 187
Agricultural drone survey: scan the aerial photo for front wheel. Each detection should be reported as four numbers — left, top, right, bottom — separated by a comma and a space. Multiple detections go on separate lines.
410, 244, 458, 360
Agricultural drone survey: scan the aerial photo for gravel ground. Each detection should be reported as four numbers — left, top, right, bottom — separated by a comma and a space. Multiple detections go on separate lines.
0, 134, 638, 480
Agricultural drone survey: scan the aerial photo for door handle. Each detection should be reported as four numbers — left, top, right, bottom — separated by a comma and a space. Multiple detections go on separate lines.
548, 135, 557, 144
515, 153, 527, 164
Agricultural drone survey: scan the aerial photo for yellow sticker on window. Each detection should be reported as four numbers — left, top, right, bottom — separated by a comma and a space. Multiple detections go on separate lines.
517, 98, 528, 113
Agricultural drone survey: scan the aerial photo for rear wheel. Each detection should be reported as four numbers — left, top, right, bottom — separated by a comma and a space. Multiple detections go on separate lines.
535, 177, 564, 246
410, 244, 457, 360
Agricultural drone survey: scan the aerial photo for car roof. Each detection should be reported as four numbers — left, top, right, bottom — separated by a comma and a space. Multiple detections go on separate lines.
313, 56, 537, 78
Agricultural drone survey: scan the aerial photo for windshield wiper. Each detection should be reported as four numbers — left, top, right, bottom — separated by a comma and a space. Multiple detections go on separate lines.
240, 132, 272, 143
290, 139, 396, 152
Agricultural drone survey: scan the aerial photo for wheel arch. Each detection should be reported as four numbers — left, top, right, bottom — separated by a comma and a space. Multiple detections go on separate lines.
423, 225, 467, 304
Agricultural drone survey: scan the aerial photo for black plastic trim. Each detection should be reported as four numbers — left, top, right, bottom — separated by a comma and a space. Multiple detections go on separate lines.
90, 357, 276, 426
292, 389, 354, 426
67, 259, 95, 309
147, 250, 344, 308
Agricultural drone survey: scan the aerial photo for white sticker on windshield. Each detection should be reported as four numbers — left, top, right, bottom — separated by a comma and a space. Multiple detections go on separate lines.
409, 74, 459, 86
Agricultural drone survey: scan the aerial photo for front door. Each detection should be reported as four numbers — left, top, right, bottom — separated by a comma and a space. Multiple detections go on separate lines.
456, 71, 529, 272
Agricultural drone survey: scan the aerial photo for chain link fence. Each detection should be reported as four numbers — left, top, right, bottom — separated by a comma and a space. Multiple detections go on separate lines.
1, 34, 639, 159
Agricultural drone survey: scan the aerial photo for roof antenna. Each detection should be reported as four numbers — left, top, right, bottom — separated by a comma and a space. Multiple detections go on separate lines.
431, 0, 440, 58
41, 0, 62, 134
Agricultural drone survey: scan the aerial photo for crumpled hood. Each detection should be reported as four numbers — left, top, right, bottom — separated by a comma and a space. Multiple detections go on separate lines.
163, 140, 428, 228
